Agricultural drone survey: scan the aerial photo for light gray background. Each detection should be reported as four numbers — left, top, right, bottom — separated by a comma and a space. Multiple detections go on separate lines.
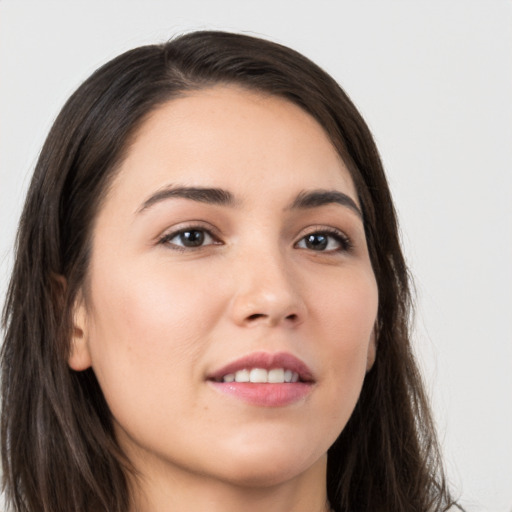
1, 1, 511, 511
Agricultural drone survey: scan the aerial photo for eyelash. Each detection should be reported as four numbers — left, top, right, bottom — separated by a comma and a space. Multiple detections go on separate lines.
158, 225, 221, 252
158, 225, 353, 254
294, 228, 353, 253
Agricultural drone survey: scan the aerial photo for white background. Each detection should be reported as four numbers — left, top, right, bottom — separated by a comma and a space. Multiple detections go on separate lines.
1, 1, 511, 511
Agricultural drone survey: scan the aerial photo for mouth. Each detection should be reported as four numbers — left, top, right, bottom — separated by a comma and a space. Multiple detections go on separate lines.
212, 367, 302, 384
207, 351, 314, 383
206, 351, 315, 407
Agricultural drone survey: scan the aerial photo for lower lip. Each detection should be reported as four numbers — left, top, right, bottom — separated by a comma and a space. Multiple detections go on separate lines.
208, 381, 312, 407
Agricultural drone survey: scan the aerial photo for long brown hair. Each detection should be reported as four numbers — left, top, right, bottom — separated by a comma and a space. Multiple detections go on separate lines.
2, 31, 460, 512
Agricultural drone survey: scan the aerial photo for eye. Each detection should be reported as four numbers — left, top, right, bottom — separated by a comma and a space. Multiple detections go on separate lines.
159, 227, 219, 250
295, 230, 352, 252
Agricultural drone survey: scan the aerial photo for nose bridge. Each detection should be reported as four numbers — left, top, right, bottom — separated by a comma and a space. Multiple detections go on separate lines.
229, 238, 305, 327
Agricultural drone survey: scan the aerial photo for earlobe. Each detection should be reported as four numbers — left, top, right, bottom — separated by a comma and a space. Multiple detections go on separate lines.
366, 327, 377, 372
68, 294, 92, 371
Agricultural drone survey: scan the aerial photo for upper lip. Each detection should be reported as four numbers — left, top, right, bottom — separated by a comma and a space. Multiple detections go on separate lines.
207, 351, 315, 383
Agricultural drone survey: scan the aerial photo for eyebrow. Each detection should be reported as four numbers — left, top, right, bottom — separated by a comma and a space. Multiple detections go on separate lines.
290, 189, 362, 218
137, 185, 361, 218
137, 186, 236, 213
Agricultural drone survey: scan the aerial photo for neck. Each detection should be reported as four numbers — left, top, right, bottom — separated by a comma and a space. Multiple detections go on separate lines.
127, 453, 331, 512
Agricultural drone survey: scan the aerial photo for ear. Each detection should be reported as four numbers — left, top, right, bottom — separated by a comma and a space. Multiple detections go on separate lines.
366, 327, 377, 372
68, 292, 92, 371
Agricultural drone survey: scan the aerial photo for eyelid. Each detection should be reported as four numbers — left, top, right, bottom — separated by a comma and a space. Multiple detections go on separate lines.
157, 222, 222, 249
294, 225, 353, 252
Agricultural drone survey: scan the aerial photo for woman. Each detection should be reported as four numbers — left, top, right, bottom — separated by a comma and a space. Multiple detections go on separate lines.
1, 31, 461, 512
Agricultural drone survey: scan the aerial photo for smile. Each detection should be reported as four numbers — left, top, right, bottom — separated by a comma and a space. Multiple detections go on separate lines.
207, 352, 314, 407
216, 368, 300, 383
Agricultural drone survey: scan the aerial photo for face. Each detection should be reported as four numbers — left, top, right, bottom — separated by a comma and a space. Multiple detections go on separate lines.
70, 86, 378, 490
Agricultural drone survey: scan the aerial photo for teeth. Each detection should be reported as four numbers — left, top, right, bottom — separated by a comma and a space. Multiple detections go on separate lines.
249, 368, 267, 383
223, 368, 299, 384
234, 369, 250, 382
268, 368, 285, 383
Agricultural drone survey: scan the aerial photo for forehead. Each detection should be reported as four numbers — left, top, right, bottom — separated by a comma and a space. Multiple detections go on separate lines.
105, 85, 357, 210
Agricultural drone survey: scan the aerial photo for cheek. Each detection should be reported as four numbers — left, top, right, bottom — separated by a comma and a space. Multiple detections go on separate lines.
312, 266, 378, 344
90, 256, 221, 341
84, 259, 224, 408
308, 268, 377, 417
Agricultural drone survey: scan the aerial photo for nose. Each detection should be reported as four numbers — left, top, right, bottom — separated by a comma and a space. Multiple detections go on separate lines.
228, 249, 306, 329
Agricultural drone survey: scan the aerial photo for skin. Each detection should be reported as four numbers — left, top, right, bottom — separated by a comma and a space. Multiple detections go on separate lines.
69, 86, 379, 512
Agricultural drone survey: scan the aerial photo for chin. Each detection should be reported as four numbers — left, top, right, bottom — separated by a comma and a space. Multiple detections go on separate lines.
221, 465, 305, 489
211, 443, 326, 488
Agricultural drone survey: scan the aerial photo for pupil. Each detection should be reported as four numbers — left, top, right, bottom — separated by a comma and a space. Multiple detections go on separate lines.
306, 234, 327, 250
181, 230, 204, 247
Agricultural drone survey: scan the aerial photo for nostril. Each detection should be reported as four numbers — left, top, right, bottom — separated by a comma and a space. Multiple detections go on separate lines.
242, 311, 302, 325
247, 313, 266, 321
246, 313, 299, 323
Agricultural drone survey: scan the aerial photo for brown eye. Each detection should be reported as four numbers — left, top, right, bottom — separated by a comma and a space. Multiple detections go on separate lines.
178, 230, 205, 247
304, 233, 328, 250
296, 231, 351, 252
160, 228, 218, 249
